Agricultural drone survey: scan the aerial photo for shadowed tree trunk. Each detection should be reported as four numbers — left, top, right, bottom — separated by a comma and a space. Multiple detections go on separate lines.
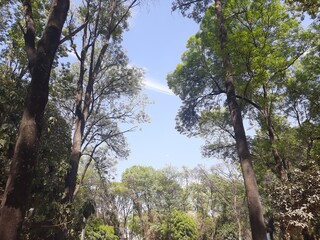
0, 0, 69, 239
214, 0, 267, 239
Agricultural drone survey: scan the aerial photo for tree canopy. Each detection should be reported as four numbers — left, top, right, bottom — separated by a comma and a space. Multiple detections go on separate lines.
1, 0, 320, 239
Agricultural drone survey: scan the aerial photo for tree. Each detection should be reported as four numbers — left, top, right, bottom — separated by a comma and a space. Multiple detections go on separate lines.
0, 0, 69, 239
0, 69, 71, 240
122, 165, 158, 238
20, 103, 71, 240
121, 166, 185, 239
110, 182, 133, 239
84, 218, 119, 240
61, 0, 143, 204
187, 165, 251, 239
157, 210, 197, 240
285, 0, 320, 18
170, 0, 266, 238
252, 37, 320, 238
269, 161, 320, 239
0, 69, 27, 195
51, 0, 147, 237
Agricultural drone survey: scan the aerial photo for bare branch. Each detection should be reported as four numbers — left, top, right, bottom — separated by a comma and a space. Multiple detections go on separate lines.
59, 20, 89, 45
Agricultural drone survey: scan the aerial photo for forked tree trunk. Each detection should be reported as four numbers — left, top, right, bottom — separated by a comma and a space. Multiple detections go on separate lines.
214, 0, 267, 239
0, 0, 69, 239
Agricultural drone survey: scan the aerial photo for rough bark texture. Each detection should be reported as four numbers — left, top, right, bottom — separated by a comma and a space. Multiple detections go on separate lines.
0, 0, 69, 239
214, 0, 267, 239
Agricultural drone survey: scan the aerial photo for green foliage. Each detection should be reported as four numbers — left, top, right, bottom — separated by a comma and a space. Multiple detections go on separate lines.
167, 32, 224, 136
85, 218, 119, 240
122, 165, 157, 192
121, 165, 248, 240
172, 0, 212, 23
0, 71, 26, 191
268, 166, 320, 238
157, 210, 197, 240
128, 214, 143, 237
286, 0, 320, 18
2, 0, 320, 239
252, 113, 320, 237
168, 0, 312, 157
199, 109, 236, 159
154, 167, 184, 214
169, 4, 319, 237
21, 103, 71, 239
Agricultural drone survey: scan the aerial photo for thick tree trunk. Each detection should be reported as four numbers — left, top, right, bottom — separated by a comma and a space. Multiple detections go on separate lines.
214, 1, 267, 239
0, 0, 69, 239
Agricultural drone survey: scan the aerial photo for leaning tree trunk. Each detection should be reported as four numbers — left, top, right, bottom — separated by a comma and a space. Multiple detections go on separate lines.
214, 0, 267, 239
0, 0, 69, 239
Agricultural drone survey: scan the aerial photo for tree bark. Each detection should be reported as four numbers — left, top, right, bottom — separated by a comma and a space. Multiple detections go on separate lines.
262, 85, 289, 181
62, 0, 102, 204
214, 0, 267, 239
0, 0, 69, 239
56, 1, 134, 238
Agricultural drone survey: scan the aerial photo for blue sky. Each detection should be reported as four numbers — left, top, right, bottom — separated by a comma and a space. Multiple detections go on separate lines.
114, 2, 315, 178
116, 1, 220, 177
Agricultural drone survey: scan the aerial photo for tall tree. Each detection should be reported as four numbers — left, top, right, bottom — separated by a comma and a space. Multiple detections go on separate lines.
20, 103, 71, 240
53, 0, 146, 238
0, 0, 69, 239
61, 0, 143, 204
171, 0, 267, 238
122, 166, 158, 238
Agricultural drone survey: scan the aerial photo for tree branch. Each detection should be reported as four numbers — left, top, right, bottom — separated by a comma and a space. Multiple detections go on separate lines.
59, 20, 89, 45
22, 0, 36, 70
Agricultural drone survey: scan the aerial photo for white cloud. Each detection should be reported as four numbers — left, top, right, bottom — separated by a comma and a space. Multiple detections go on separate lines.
142, 78, 174, 96
67, 51, 78, 60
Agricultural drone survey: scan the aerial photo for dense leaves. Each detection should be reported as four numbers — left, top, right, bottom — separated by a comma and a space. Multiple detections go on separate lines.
85, 218, 119, 240
170, 0, 320, 238
1, 0, 320, 238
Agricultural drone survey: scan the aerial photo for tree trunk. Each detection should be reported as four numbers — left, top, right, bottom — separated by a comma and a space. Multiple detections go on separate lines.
62, 0, 102, 204
0, 0, 69, 239
262, 85, 289, 181
63, 115, 84, 203
233, 195, 242, 240
80, 217, 87, 240
214, 1, 267, 239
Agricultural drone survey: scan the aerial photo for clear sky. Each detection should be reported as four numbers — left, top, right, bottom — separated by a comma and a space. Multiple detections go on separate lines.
115, 1, 220, 177
113, 1, 315, 179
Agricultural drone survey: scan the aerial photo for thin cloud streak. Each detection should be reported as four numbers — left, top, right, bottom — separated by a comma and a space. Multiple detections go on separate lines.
142, 78, 175, 96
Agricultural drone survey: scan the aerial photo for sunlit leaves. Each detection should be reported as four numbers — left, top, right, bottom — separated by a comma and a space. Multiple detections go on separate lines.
269, 166, 320, 236
85, 218, 119, 240
158, 210, 197, 240
169, 0, 315, 168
